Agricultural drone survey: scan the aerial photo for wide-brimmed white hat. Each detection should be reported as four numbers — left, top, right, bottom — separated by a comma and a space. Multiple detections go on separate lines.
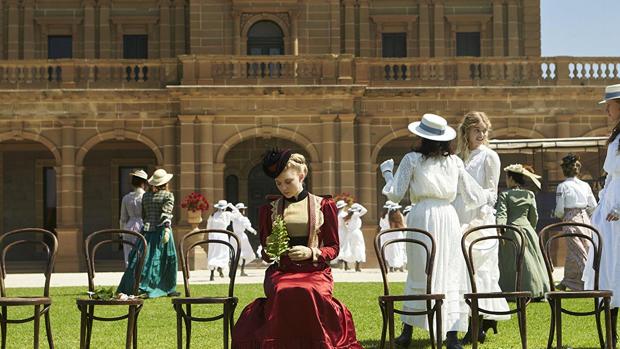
383, 200, 396, 209
408, 113, 456, 142
504, 164, 542, 190
214, 200, 228, 209
129, 169, 148, 180
348, 203, 362, 213
147, 169, 173, 186
335, 200, 347, 209
599, 84, 620, 104
387, 203, 402, 211
235, 203, 248, 210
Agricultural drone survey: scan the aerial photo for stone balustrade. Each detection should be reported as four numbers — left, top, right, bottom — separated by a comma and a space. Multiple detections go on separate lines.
0, 56, 619, 89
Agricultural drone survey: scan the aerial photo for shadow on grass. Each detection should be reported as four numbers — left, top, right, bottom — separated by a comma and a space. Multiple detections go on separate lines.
360, 338, 436, 349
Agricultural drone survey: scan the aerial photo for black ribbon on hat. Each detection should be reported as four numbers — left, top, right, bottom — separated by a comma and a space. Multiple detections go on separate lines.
262, 148, 292, 178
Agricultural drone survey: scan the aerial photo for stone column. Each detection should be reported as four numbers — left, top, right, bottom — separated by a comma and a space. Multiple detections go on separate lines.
320, 115, 337, 195
23, 0, 34, 59
213, 163, 226, 201
197, 115, 215, 203
232, 10, 241, 55
358, 117, 374, 221
82, 0, 96, 58
178, 115, 197, 223
343, 0, 356, 54
329, 0, 340, 53
99, 0, 111, 58
358, 0, 371, 57
433, 1, 445, 57
173, 0, 185, 55
492, 0, 504, 56
7, 0, 19, 59
338, 114, 356, 194
419, 1, 430, 57
159, 0, 171, 58
507, 0, 519, 56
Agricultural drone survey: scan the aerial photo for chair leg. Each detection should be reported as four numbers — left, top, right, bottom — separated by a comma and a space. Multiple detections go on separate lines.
223, 303, 229, 349
605, 298, 613, 349
386, 301, 395, 349
185, 305, 192, 349
44, 307, 54, 349
596, 299, 605, 349
547, 300, 555, 349
133, 310, 138, 349
517, 298, 528, 349
126, 306, 136, 349
85, 305, 94, 349
471, 302, 479, 349
175, 305, 182, 349
555, 298, 562, 349
436, 300, 443, 349
378, 302, 387, 349
78, 305, 86, 349
33, 305, 41, 349
1, 306, 7, 349
427, 300, 436, 349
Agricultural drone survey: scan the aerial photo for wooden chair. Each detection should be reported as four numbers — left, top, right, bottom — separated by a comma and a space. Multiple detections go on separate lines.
76, 229, 147, 349
0, 228, 58, 349
374, 228, 444, 349
539, 222, 613, 349
172, 229, 240, 349
461, 224, 532, 349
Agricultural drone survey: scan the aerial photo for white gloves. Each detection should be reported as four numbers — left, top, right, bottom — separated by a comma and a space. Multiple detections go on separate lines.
162, 227, 171, 244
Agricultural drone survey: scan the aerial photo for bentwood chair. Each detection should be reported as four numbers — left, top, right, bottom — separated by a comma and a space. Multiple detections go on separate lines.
375, 228, 444, 349
76, 229, 147, 349
539, 222, 613, 349
0, 228, 58, 349
172, 229, 240, 349
461, 225, 532, 349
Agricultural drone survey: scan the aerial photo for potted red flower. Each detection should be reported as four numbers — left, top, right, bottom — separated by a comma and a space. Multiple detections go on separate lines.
181, 192, 210, 224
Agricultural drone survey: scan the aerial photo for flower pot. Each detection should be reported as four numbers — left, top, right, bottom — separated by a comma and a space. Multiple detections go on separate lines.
187, 210, 203, 224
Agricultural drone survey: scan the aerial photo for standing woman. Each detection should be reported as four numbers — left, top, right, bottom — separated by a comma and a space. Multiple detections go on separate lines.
379, 203, 407, 272
335, 200, 349, 269
232, 149, 362, 348
554, 154, 597, 291
117, 169, 178, 298
496, 164, 549, 299
341, 203, 367, 272
206, 200, 236, 281
380, 113, 488, 349
231, 202, 258, 276
454, 112, 510, 342
584, 83, 620, 346
119, 169, 148, 267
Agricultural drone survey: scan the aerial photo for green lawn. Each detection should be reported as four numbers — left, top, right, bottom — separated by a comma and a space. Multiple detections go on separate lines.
1, 283, 608, 348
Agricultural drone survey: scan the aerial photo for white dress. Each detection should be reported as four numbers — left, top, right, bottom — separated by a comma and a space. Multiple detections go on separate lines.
341, 205, 367, 264
336, 208, 348, 261
453, 145, 510, 321
379, 213, 407, 269
584, 135, 620, 305
383, 151, 487, 338
206, 210, 234, 270
119, 188, 145, 265
231, 212, 258, 262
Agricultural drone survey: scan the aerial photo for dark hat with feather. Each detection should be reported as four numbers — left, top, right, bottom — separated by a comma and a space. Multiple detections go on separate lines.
262, 148, 292, 178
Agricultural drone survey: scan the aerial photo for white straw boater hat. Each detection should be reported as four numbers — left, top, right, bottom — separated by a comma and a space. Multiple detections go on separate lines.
599, 84, 620, 104
408, 113, 456, 142
504, 164, 542, 190
348, 203, 363, 212
335, 200, 347, 209
383, 200, 397, 209
147, 169, 173, 186
129, 169, 148, 180
235, 202, 248, 210
214, 200, 228, 209
388, 203, 402, 211
403, 205, 412, 214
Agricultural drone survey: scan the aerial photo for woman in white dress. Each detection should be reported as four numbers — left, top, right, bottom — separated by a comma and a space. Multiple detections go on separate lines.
335, 200, 349, 269
453, 112, 510, 343
231, 202, 258, 276
381, 113, 488, 349
341, 203, 367, 272
379, 202, 407, 272
119, 169, 148, 266
206, 199, 236, 281
554, 154, 597, 291
584, 83, 620, 346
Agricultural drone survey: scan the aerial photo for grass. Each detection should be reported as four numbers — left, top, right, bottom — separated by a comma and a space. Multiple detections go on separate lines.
0, 282, 609, 348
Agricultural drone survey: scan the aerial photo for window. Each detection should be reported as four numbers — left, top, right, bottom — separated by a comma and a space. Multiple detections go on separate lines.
43, 167, 56, 231
382, 33, 407, 58
123, 35, 148, 59
247, 21, 284, 55
48, 36, 73, 59
456, 32, 481, 57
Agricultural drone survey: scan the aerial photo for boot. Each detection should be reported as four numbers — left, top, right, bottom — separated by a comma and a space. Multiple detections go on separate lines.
482, 319, 498, 335
218, 267, 225, 278
394, 323, 413, 347
209, 269, 215, 281
446, 331, 464, 349
240, 260, 248, 276
344, 261, 349, 271
462, 316, 486, 344
612, 308, 618, 348
389, 267, 395, 273
355, 262, 362, 272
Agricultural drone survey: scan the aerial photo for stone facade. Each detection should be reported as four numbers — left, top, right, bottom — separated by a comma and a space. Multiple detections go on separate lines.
0, 0, 615, 271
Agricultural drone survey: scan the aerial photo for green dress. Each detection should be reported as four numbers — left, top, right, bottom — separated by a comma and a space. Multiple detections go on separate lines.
496, 188, 550, 298
117, 190, 178, 298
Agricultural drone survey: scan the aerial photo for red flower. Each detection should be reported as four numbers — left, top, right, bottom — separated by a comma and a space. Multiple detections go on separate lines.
181, 192, 210, 212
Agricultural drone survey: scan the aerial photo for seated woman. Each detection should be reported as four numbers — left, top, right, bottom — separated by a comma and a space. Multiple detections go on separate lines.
232, 149, 362, 349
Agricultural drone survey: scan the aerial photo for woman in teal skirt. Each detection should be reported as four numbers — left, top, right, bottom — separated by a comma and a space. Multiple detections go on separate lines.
496, 164, 550, 299
118, 168, 179, 298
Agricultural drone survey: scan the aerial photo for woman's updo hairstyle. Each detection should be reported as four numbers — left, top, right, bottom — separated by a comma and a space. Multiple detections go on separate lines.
286, 153, 308, 177
561, 154, 582, 178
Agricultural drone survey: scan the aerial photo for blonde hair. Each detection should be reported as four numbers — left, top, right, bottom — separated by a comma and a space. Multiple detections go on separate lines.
456, 111, 492, 161
285, 153, 308, 177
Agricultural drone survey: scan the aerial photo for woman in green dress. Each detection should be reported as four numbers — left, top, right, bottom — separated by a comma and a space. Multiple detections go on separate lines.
117, 168, 179, 298
496, 164, 550, 299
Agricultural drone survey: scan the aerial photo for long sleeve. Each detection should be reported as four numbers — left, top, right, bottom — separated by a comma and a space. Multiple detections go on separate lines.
527, 193, 539, 228
258, 204, 274, 262
495, 191, 508, 226
119, 196, 129, 229
483, 149, 501, 206
356, 204, 368, 217
382, 153, 415, 204
160, 192, 174, 226
457, 160, 488, 211
554, 183, 566, 219
243, 216, 257, 234
315, 199, 339, 263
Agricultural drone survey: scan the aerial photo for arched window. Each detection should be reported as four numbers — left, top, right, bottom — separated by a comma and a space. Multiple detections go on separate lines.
247, 20, 284, 55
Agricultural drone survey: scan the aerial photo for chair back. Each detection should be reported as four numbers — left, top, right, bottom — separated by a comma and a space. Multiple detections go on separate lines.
374, 227, 435, 296
539, 222, 601, 291
461, 224, 526, 293
84, 229, 147, 295
0, 228, 58, 297
179, 229, 240, 298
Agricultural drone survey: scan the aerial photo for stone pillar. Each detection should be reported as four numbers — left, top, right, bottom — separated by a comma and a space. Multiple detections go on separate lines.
23, 0, 34, 59
492, 0, 504, 56
83, 0, 96, 58
433, 1, 445, 57
173, 0, 186, 55
7, 0, 19, 59
213, 163, 226, 201
330, 0, 340, 54
338, 114, 356, 194
419, 1, 430, 57
197, 116, 215, 204
358, 0, 371, 57
290, 11, 299, 55
358, 117, 374, 221
507, 0, 519, 56
178, 115, 197, 223
344, 0, 355, 54
99, 0, 111, 58
320, 115, 337, 195
232, 11, 241, 55
159, 0, 171, 58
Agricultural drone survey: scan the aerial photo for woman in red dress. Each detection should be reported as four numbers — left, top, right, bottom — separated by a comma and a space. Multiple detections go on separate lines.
232, 149, 362, 349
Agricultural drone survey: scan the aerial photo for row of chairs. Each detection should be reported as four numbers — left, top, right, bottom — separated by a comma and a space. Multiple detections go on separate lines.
374, 222, 613, 349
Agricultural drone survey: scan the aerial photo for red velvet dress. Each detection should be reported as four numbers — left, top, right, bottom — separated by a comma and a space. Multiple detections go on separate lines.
232, 193, 362, 349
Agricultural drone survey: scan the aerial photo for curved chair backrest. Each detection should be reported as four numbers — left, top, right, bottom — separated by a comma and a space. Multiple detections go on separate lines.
179, 229, 240, 298
0, 228, 58, 297
374, 227, 435, 296
84, 229, 147, 295
539, 222, 601, 291
461, 224, 526, 293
